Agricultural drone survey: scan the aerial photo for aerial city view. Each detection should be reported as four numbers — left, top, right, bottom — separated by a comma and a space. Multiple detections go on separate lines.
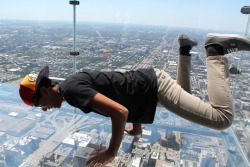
0, 2, 250, 167
0, 18, 250, 167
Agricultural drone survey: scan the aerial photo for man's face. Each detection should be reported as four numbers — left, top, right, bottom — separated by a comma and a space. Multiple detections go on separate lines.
33, 86, 63, 111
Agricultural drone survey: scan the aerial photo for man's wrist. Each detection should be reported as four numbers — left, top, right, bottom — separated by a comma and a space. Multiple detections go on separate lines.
133, 123, 142, 131
107, 149, 117, 156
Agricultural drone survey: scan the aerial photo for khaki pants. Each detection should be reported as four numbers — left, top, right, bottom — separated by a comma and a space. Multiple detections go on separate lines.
155, 55, 233, 130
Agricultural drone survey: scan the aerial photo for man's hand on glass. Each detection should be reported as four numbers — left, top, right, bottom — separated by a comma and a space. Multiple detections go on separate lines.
124, 123, 145, 136
86, 149, 115, 167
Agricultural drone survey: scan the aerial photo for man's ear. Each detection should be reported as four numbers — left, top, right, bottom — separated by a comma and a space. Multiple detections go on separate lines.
40, 87, 50, 96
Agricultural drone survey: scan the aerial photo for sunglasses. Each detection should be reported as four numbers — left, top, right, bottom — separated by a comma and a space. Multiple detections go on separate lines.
33, 94, 40, 107
33, 95, 48, 111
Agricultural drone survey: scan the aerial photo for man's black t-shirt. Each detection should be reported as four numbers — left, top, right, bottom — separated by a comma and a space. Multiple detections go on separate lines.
59, 68, 158, 123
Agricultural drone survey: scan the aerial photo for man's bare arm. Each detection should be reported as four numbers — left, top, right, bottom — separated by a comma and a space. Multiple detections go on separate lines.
86, 93, 128, 166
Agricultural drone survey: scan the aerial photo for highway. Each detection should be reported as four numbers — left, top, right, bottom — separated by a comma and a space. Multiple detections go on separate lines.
132, 33, 168, 70
23, 114, 90, 166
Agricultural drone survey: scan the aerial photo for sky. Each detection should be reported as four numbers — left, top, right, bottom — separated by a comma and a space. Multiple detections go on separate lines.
0, 0, 249, 32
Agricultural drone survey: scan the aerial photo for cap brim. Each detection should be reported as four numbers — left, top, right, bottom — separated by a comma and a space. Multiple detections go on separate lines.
35, 66, 49, 89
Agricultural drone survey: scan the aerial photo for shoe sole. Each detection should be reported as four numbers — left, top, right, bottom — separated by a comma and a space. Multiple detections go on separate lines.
178, 35, 198, 46
205, 33, 250, 47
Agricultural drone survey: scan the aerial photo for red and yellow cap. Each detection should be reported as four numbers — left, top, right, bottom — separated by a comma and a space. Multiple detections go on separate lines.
19, 66, 49, 106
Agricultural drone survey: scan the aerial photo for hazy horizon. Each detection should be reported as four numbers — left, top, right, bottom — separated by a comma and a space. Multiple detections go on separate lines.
0, 0, 249, 33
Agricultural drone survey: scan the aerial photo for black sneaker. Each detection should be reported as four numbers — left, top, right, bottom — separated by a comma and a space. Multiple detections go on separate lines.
178, 34, 198, 48
205, 33, 250, 54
